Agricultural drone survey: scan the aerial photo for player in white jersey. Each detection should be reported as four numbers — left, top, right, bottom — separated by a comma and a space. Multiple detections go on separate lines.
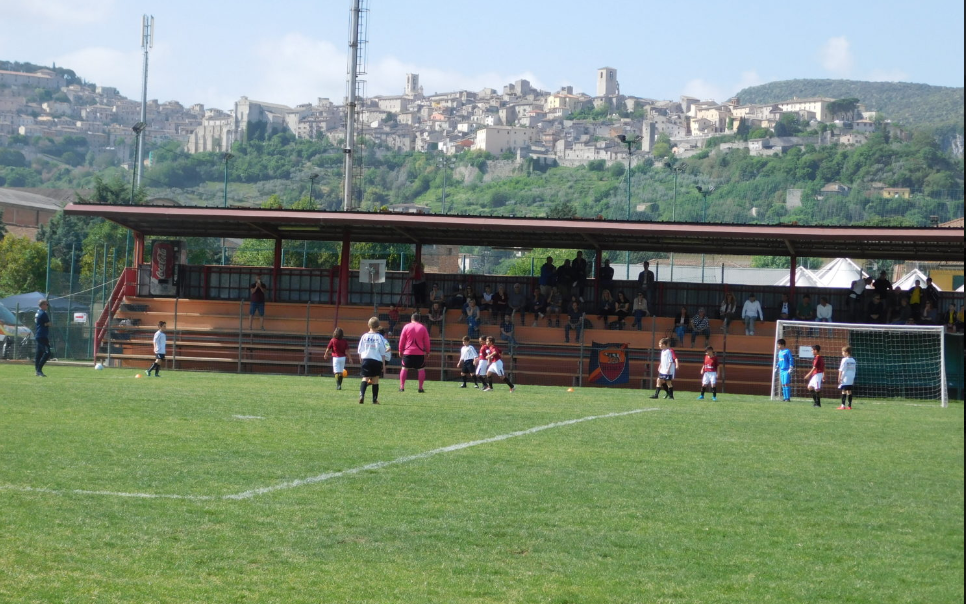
457, 335, 480, 388
146, 321, 167, 377
649, 337, 679, 400
357, 317, 391, 404
837, 345, 857, 410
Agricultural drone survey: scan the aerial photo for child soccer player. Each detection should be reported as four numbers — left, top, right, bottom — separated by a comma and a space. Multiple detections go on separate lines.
776, 338, 794, 401
483, 335, 516, 392
803, 344, 824, 407
475, 335, 490, 387
457, 335, 480, 388
146, 321, 166, 377
837, 346, 857, 410
357, 317, 391, 404
698, 346, 719, 401
649, 337, 679, 399
325, 327, 354, 391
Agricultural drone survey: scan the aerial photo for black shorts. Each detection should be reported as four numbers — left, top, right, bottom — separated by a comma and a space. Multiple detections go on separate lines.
460, 359, 474, 373
402, 354, 425, 369
155, 353, 166, 361
360, 359, 384, 378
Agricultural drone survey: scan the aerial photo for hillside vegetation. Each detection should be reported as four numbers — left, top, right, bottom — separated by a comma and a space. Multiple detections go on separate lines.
734, 79, 964, 136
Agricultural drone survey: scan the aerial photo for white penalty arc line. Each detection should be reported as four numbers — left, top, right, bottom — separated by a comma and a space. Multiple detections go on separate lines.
1, 408, 658, 502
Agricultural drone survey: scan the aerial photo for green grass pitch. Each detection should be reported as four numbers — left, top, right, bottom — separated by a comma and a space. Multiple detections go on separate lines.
1, 364, 962, 603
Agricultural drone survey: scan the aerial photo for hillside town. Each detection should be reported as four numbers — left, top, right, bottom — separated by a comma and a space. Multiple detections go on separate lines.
0, 66, 883, 171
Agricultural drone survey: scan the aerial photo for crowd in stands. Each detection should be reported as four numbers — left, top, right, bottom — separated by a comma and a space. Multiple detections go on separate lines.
400, 256, 964, 351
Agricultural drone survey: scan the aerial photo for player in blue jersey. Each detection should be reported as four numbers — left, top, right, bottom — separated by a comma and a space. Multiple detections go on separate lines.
776, 338, 794, 401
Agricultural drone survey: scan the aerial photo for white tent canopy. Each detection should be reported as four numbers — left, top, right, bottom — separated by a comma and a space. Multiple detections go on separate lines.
773, 258, 868, 288
893, 268, 941, 292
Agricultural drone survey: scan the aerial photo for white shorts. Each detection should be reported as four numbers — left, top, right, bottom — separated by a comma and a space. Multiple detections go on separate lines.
332, 357, 346, 374
476, 360, 489, 376
702, 372, 717, 387
486, 359, 505, 377
808, 373, 824, 390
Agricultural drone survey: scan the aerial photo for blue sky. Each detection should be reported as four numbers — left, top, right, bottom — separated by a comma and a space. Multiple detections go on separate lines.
0, 0, 962, 110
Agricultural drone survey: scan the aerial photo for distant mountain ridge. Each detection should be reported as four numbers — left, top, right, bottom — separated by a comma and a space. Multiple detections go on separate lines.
733, 79, 964, 132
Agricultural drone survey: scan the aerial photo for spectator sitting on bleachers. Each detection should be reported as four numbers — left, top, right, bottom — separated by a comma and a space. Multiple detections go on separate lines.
563, 300, 583, 343
632, 291, 649, 330
597, 290, 615, 328
778, 293, 792, 320
796, 294, 816, 322
465, 298, 481, 337
429, 284, 445, 306
943, 303, 963, 333
690, 307, 711, 348
492, 285, 508, 322
546, 286, 563, 327
508, 283, 527, 325
428, 302, 444, 336
719, 292, 738, 333
673, 305, 690, 344
613, 291, 631, 329
447, 286, 465, 312
816, 297, 833, 322
891, 297, 912, 325
500, 314, 518, 355
529, 289, 548, 327
920, 300, 938, 325
742, 294, 764, 335
479, 285, 494, 320
867, 294, 886, 324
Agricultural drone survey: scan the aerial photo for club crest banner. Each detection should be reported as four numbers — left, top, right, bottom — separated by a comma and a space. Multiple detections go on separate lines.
588, 342, 629, 385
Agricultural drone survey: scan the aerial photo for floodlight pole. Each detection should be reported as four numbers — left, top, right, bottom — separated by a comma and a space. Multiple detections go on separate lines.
617, 134, 641, 278
222, 152, 233, 265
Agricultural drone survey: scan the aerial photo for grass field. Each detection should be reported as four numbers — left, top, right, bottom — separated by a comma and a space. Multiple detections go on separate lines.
0, 364, 962, 604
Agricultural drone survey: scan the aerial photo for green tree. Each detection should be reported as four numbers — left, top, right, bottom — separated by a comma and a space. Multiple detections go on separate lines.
0, 148, 27, 167
0, 235, 48, 296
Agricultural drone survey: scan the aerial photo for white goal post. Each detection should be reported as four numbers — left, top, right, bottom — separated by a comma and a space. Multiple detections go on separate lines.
771, 321, 948, 407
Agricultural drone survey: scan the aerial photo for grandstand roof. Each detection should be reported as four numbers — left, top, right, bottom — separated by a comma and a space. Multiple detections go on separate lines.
63, 204, 965, 262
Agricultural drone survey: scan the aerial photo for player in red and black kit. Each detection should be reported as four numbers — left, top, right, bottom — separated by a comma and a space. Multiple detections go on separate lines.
483, 335, 516, 392
698, 346, 719, 401
803, 344, 825, 408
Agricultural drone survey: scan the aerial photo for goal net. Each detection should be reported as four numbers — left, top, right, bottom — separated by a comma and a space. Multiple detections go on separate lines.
771, 321, 948, 407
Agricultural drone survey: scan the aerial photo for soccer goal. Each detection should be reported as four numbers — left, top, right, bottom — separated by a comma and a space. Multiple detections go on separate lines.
771, 321, 948, 407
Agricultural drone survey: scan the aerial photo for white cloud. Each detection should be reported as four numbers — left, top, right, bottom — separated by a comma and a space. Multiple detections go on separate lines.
820, 36, 854, 76
52, 46, 142, 96
0, 0, 116, 24
681, 71, 763, 103
682, 78, 725, 102
867, 68, 909, 82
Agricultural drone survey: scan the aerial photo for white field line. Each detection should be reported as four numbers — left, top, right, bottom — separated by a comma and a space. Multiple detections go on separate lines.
1, 408, 658, 502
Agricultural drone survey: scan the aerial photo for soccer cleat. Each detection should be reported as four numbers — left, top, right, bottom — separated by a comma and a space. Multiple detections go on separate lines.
398, 388, 404, 392
372, 400, 379, 404
813, 403, 821, 407
336, 385, 342, 391
418, 389, 426, 393
36, 371, 47, 377
358, 396, 364, 404
648, 394, 659, 399
510, 387, 516, 393
712, 396, 717, 401
697, 395, 704, 400
837, 405, 847, 410
474, 384, 480, 389
483, 387, 493, 392
459, 384, 467, 388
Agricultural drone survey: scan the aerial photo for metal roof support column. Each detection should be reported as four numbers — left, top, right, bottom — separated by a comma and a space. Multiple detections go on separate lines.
133, 232, 144, 268
339, 233, 351, 305
789, 254, 797, 302
273, 239, 282, 303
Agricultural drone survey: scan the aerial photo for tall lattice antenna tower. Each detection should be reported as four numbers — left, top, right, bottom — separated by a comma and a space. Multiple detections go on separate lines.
343, 0, 369, 211
136, 14, 154, 189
